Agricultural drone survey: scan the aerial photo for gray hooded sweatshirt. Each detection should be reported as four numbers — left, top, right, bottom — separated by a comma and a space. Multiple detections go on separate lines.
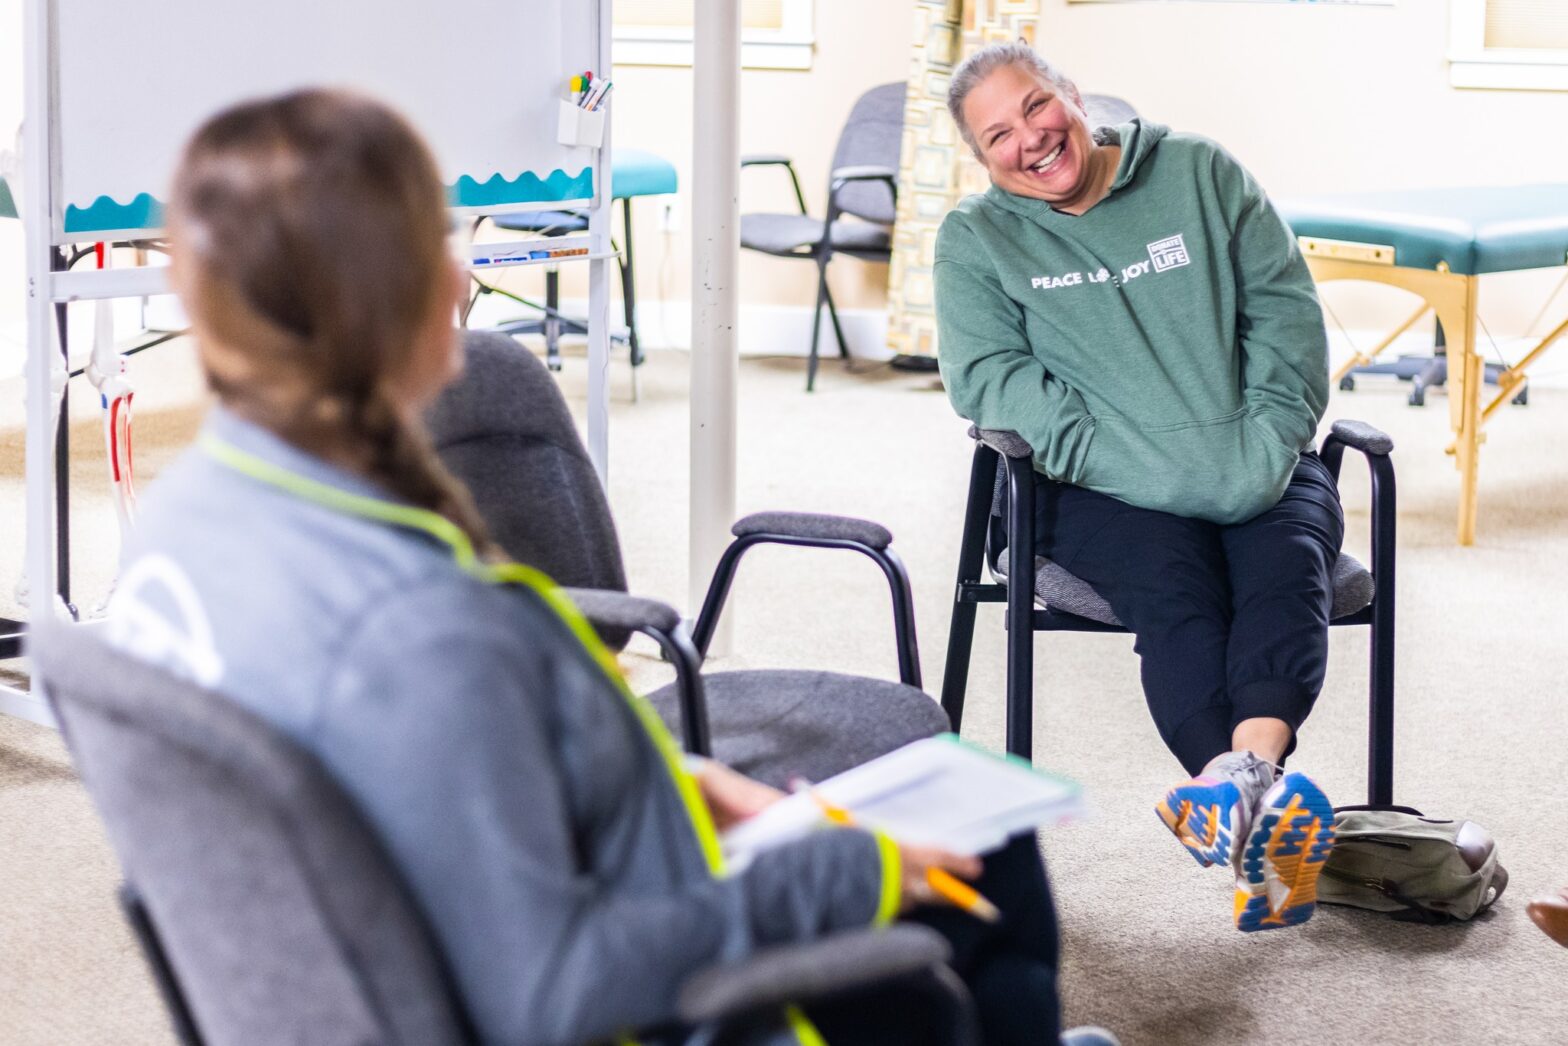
107, 408, 895, 1046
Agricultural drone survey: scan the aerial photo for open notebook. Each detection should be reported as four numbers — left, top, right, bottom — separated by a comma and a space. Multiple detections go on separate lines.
722, 734, 1082, 863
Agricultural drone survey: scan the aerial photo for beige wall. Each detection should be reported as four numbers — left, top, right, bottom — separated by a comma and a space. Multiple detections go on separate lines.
518, 0, 916, 314
6, 0, 1567, 342
1036, 0, 1568, 338
531, 0, 1568, 339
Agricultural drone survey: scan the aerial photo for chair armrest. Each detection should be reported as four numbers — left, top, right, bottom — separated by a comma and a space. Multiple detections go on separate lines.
562, 587, 682, 635
677, 925, 951, 1025
741, 155, 808, 215
1325, 419, 1394, 457
692, 514, 922, 688
967, 425, 1033, 460
561, 588, 713, 757
732, 511, 891, 550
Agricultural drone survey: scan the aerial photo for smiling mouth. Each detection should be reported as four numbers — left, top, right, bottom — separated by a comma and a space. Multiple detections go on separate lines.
1029, 142, 1065, 175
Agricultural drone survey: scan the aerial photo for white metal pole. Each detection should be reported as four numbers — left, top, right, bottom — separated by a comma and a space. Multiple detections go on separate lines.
691, 0, 740, 655
585, 0, 613, 483
13, 0, 61, 726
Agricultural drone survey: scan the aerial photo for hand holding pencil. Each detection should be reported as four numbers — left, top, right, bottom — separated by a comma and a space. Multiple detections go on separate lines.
802, 786, 997, 923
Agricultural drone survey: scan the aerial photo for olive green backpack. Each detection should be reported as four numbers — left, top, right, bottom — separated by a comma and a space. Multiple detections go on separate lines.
1318, 806, 1508, 924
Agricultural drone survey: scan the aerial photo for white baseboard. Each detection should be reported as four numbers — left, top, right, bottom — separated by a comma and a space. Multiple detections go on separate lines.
466, 293, 1567, 384
0, 682, 55, 728
463, 293, 894, 361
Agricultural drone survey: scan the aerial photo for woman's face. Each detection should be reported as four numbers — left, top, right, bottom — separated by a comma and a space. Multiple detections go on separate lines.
963, 63, 1098, 208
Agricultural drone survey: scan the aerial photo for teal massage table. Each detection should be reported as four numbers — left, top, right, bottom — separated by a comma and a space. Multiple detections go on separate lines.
1278, 185, 1568, 545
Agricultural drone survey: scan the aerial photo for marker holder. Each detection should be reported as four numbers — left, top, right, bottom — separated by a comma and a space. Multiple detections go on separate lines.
557, 99, 606, 148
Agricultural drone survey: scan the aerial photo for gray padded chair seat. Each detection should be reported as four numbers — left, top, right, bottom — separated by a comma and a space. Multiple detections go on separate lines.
992, 549, 1377, 626
647, 669, 950, 789
740, 213, 892, 256
490, 209, 590, 234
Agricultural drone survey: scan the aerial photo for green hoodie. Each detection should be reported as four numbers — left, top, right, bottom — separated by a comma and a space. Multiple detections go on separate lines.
934, 120, 1328, 525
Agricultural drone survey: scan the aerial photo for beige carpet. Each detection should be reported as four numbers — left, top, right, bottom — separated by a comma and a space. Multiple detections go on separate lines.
2, 339, 1566, 1045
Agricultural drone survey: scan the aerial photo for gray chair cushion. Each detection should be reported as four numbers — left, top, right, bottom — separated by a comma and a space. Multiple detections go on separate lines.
646, 670, 950, 790
740, 213, 892, 256
993, 550, 1376, 626
489, 209, 589, 234
29, 621, 470, 1046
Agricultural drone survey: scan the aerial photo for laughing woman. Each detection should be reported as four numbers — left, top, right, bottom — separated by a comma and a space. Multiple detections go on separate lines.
935, 43, 1340, 932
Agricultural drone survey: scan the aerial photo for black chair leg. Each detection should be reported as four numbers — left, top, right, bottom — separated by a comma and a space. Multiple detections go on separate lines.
806, 254, 831, 392
545, 268, 563, 372
1367, 453, 1398, 806
1003, 457, 1037, 761
941, 445, 1000, 732
822, 281, 851, 361
619, 197, 643, 368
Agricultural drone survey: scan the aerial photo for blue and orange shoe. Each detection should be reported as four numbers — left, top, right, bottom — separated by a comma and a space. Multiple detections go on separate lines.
1156, 751, 1277, 869
1233, 771, 1336, 933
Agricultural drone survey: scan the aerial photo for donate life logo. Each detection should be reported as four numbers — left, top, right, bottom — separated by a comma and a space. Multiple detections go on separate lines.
1028, 233, 1192, 291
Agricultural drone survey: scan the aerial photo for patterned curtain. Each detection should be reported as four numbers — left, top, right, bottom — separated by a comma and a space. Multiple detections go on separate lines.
885, 0, 1040, 361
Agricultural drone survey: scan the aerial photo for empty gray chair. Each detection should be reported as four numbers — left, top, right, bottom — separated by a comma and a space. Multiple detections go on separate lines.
32, 619, 977, 1046
426, 331, 951, 788
740, 82, 903, 391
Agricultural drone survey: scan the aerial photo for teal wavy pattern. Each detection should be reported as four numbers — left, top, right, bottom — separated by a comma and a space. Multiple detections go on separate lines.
62, 167, 595, 234
449, 167, 593, 208
65, 192, 164, 233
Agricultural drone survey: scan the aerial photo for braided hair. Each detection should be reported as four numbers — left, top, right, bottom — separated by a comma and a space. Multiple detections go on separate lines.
168, 88, 495, 554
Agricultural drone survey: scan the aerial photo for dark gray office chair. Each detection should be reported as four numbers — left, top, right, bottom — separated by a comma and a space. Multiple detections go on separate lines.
941, 422, 1398, 805
32, 620, 977, 1046
426, 331, 950, 788
741, 82, 903, 391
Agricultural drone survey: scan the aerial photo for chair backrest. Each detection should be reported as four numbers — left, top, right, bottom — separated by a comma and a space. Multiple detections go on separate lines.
1082, 93, 1138, 129
830, 82, 905, 226
425, 330, 628, 597
31, 621, 472, 1046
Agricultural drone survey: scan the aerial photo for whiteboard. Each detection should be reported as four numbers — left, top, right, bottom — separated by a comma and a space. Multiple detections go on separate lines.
51, 0, 602, 241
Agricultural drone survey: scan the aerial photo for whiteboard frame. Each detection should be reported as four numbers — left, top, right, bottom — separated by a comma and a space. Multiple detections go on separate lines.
14, 0, 615, 723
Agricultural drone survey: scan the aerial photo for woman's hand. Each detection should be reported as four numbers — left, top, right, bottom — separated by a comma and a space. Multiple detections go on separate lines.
690, 758, 785, 831
896, 843, 983, 912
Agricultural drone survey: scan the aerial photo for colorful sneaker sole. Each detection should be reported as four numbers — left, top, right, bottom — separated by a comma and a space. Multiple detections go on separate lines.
1156, 776, 1244, 869
1234, 772, 1336, 933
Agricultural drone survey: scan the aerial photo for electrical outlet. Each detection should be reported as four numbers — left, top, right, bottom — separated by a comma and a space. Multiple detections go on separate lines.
658, 200, 679, 233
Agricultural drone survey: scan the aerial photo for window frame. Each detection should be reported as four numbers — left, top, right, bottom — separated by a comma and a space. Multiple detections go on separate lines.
1449, 0, 1568, 91
612, 0, 814, 70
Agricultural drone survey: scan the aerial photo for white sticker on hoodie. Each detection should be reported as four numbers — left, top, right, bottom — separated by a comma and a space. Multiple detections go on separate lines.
105, 554, 226, 688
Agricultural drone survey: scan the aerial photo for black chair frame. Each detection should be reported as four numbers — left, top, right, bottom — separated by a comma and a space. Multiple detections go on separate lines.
742, 156, 897, 392
940, 426, 1397, 805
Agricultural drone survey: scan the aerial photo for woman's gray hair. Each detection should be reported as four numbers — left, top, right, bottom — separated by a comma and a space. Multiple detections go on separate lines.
947, 42, 1070, 157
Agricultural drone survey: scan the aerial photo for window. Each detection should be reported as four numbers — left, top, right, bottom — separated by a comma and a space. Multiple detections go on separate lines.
613, 0, 814, 70
1450, 0, 1568, 90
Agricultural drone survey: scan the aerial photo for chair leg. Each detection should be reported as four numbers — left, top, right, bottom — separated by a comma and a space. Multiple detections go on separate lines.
822, 280, 851, 360
545, 267, 563, 372
1368, 610, 1395, 805
941, 445, 1000, 732
1004, 457, 1037, 761
806, 255, 830, 392
619, 197, 643, 369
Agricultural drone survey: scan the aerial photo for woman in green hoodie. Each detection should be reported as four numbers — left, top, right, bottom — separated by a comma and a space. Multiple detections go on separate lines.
936, 43, 1340, 933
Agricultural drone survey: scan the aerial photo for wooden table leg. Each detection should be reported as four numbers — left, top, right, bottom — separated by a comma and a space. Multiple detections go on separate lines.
1443, 274, 1484, 546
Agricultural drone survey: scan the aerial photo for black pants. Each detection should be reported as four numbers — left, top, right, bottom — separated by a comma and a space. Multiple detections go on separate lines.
1027, 452, 1344, 776
808, 835, 1060, 1046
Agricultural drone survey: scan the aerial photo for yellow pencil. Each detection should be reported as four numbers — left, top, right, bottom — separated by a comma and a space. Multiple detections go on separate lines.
800, 786, 1001, 924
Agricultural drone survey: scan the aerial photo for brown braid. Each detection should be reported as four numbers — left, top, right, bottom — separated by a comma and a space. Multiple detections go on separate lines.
168, 88, 499, 559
